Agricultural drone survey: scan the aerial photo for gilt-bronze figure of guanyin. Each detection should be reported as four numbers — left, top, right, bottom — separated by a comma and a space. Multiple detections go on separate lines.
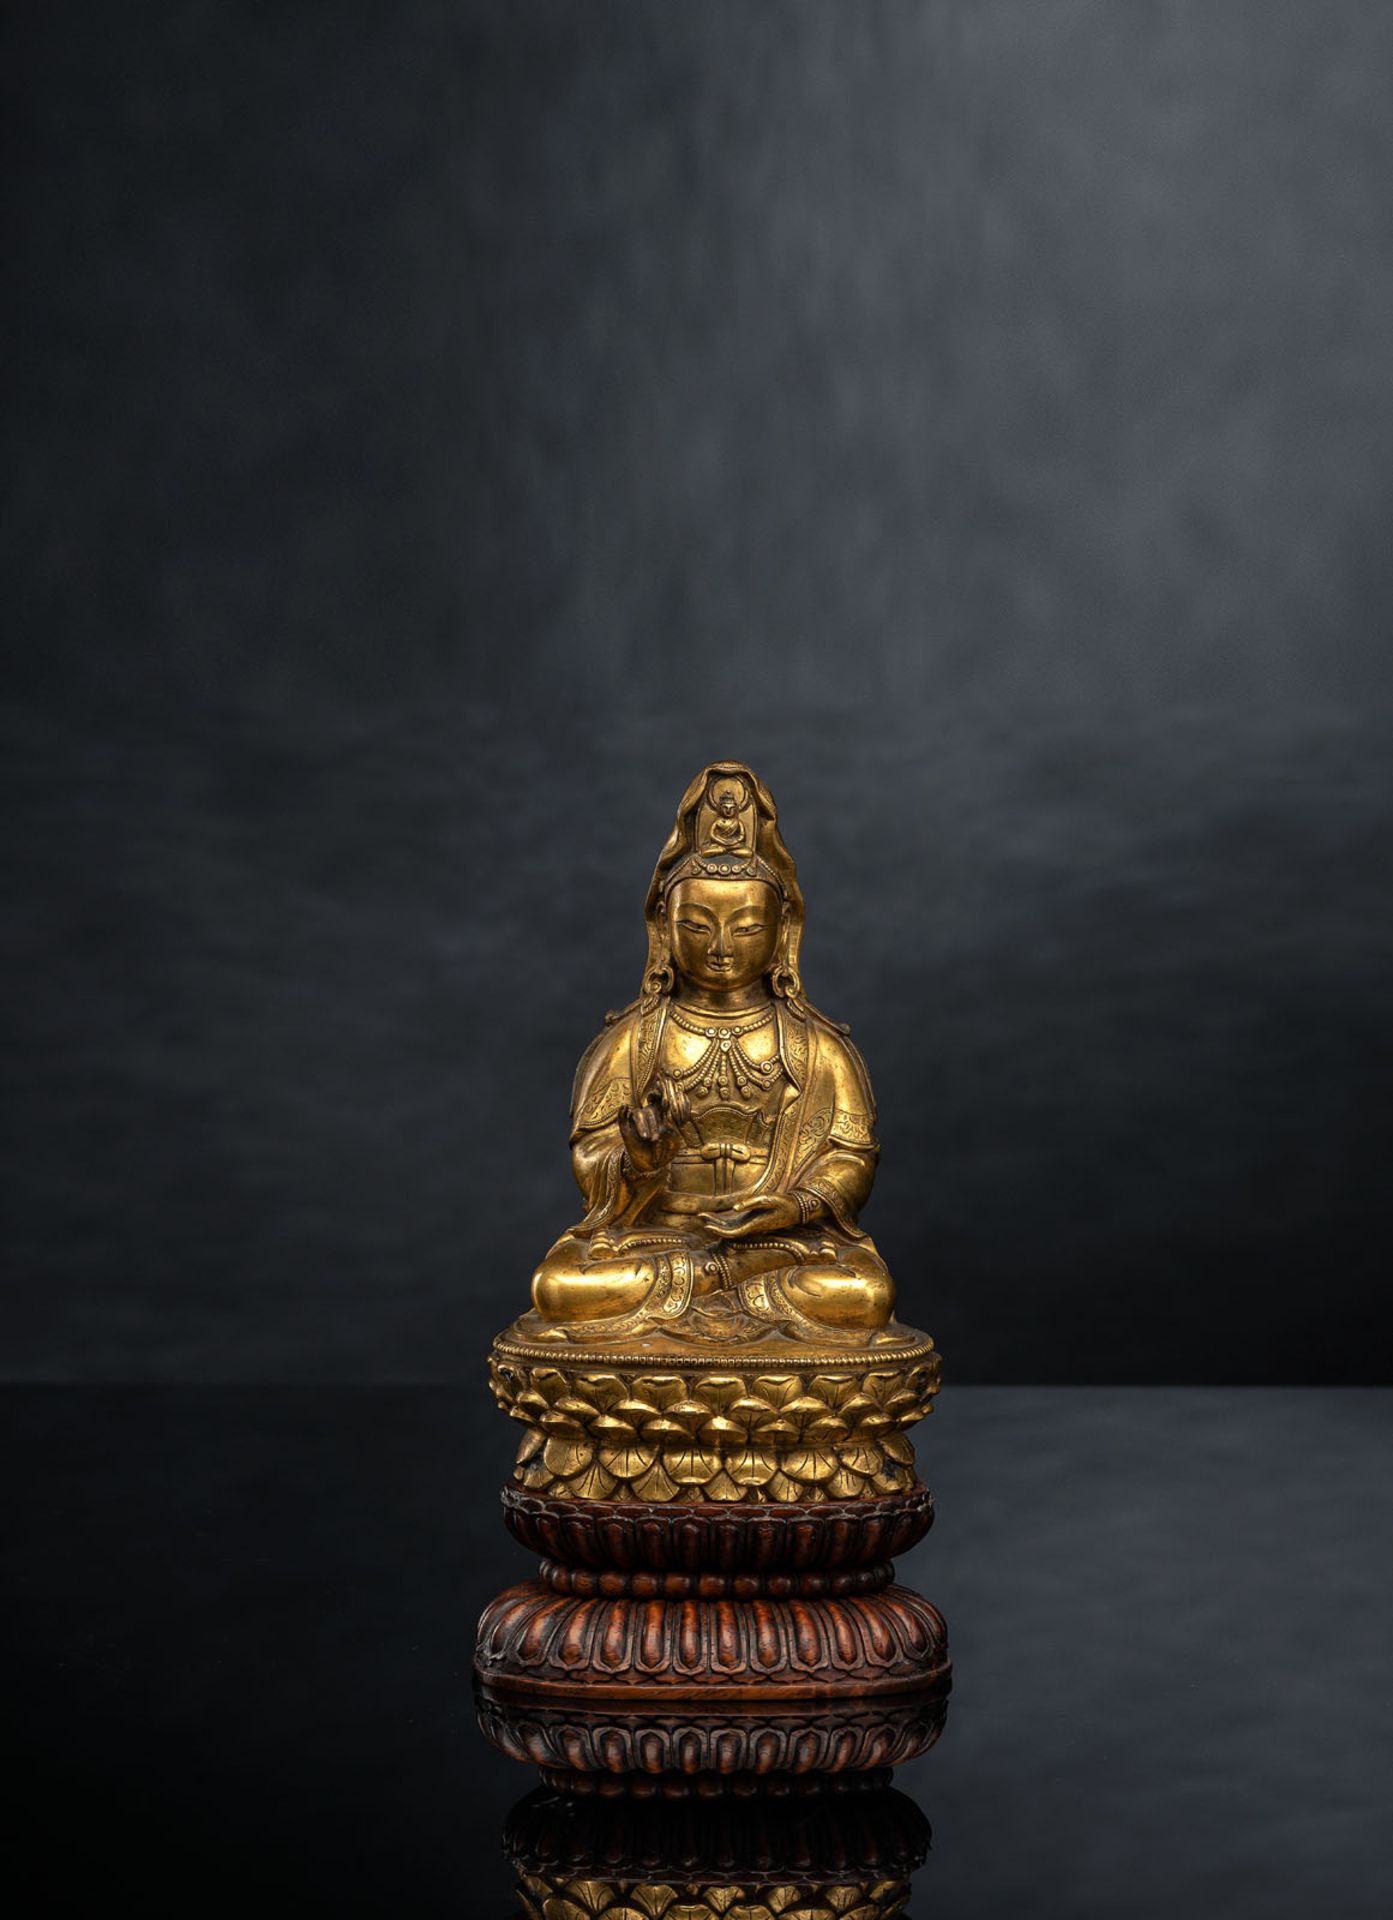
527, 761, 898, 1344
476, 765, 948, 1758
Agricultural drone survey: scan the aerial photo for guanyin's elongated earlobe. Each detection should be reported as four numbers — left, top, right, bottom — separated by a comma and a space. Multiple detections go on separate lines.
642, 900, 675, 1001
770, 900, 804, 1002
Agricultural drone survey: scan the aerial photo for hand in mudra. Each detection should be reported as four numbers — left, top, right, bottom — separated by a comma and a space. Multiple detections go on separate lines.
699, 1192, 803, 1239
618, 1075, 688, 1173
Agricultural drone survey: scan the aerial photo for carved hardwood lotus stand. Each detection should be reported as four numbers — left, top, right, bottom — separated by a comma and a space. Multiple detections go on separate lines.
474, 1322, 950, 1783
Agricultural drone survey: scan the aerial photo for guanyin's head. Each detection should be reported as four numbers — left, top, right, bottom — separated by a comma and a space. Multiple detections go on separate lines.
642, 763, 804, 1003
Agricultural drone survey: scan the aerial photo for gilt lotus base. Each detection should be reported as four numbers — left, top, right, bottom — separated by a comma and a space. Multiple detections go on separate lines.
487, 1325, 941, 1503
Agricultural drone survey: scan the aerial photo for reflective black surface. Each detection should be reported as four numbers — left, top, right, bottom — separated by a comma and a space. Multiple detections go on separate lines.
8, 1387, 1390, 1914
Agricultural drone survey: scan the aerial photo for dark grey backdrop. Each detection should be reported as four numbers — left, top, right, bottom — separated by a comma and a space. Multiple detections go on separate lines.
4, 1, 1391, 1382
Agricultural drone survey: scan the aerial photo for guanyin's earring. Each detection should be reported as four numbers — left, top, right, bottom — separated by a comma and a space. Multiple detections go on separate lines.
770, 905, 801, 1000
643, 904, 675, 1000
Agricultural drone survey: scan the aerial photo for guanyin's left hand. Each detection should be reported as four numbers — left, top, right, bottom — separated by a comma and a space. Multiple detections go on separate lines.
699, 1193, 801, 1238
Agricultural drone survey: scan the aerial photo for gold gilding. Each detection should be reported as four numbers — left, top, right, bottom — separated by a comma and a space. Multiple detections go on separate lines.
489, 1347, 940, 1504
492, 763, 939, 1503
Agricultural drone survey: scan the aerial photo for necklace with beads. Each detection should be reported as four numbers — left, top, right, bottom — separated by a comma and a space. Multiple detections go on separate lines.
668, 1002, 780, 1102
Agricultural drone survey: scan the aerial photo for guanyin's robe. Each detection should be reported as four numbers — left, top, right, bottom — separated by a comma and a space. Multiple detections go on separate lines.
528, 992, 895, 1338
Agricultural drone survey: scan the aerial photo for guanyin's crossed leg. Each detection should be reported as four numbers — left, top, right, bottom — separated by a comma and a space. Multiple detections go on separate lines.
532, 1227, 894, 1335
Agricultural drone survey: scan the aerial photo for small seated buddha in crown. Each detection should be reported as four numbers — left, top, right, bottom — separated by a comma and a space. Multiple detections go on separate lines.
700, 774, 753, 854
519, 762, 910, 1349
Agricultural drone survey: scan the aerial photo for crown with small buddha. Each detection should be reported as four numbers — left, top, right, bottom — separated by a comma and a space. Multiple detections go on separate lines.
642, 761, 806, 998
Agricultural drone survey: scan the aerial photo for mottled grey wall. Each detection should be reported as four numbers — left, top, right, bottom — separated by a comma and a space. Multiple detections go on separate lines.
3, 1, 1390, 1380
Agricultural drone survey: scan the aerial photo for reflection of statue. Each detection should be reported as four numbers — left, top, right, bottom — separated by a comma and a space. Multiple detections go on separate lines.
502, 1771, 934, 1920
526, 761, 901, 1346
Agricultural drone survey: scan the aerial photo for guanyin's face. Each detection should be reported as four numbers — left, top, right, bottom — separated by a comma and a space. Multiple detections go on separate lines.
668, 877, 782, 993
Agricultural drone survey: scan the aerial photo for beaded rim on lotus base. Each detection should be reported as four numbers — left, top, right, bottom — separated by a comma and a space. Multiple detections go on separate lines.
488, 1327, 941, 1505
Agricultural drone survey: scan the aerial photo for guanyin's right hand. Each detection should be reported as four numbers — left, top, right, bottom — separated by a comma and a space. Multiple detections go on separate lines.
618, 1075, 686, 1173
